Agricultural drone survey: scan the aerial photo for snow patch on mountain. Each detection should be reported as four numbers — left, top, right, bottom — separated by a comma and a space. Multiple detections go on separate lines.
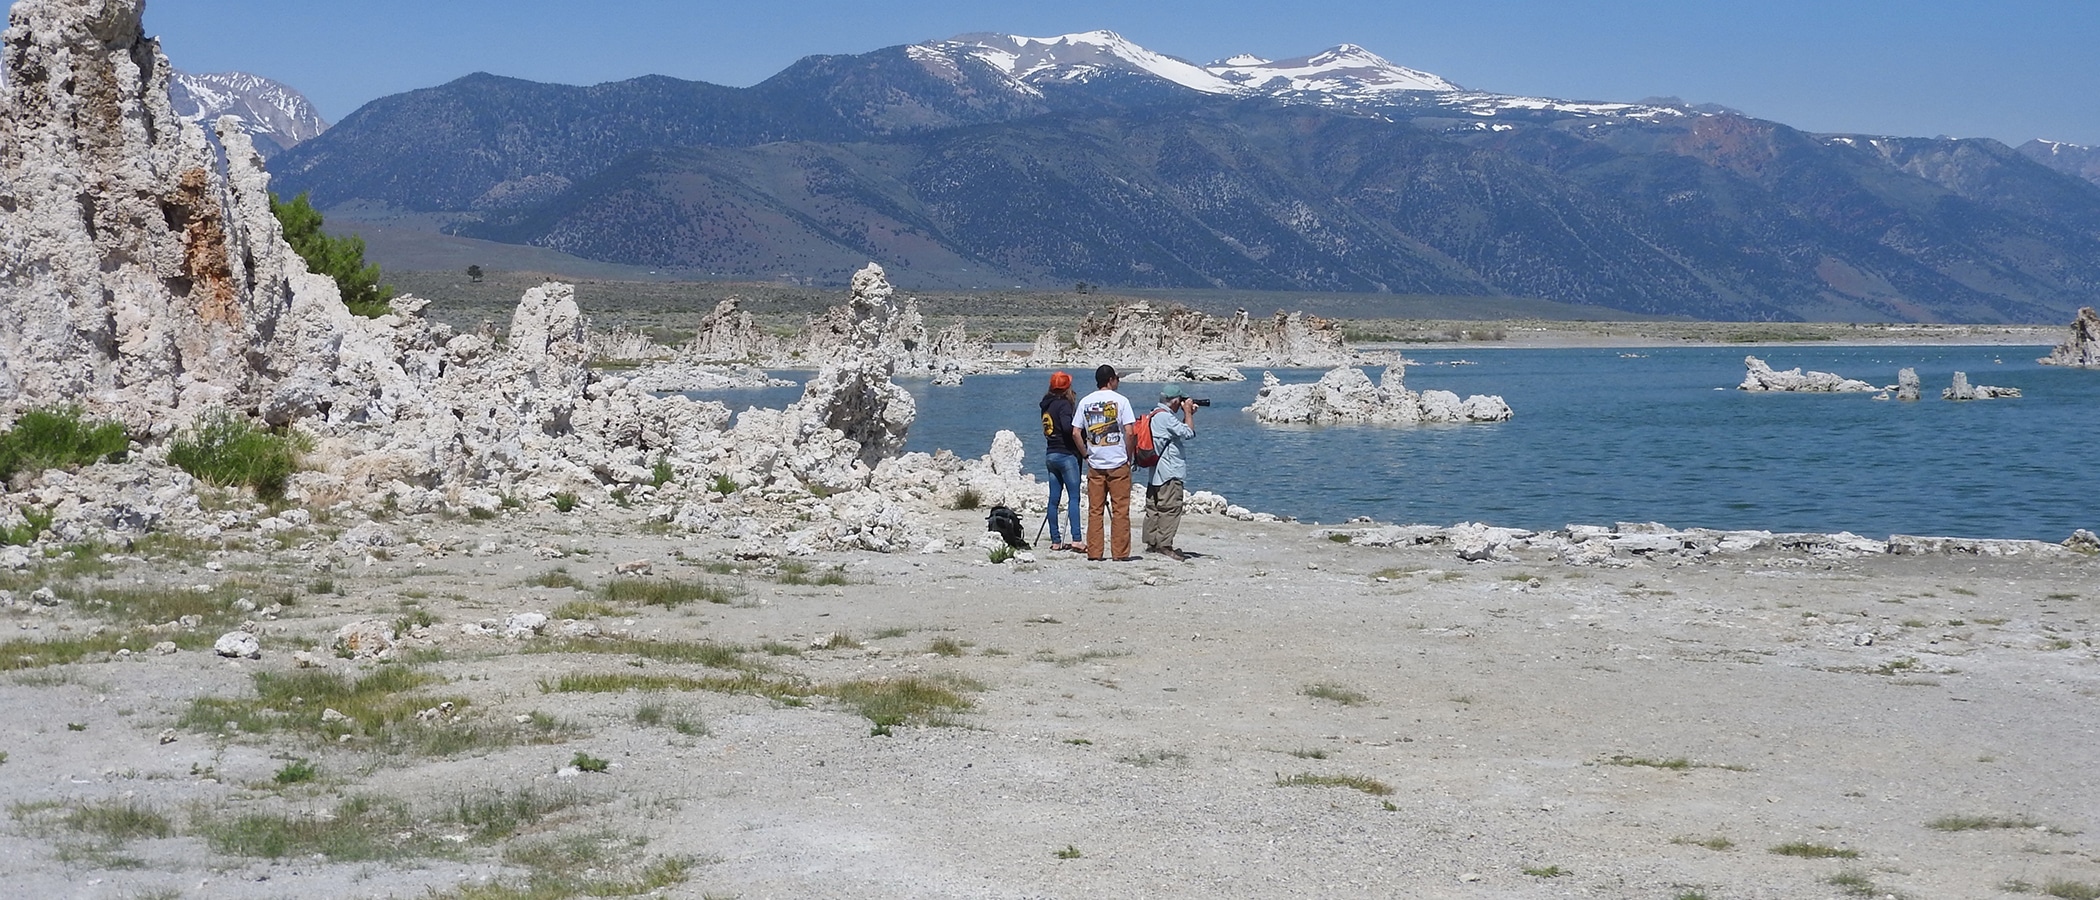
169, 71, 328, 157
1209, 44, 1462, 96
944, 30, 1239, 93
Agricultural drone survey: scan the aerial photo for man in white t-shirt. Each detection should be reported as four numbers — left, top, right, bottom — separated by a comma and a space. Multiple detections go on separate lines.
1070, 364, 1138, 560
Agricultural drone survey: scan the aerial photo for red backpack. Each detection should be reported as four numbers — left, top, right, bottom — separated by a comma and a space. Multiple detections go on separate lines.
1130, 410, 1161, 467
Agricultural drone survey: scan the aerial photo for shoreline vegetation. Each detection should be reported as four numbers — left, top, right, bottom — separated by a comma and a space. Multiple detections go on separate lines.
387, 269, 2064, 349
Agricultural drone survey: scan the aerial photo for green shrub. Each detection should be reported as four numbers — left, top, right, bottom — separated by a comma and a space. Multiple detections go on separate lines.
167, 410, 305, 500
651, 455, 673, 487
273, 758, 319, 784
271, 192, 393, 318
0, 405, 127, 482
553, 492, 579, 512
1, 507, 54, 546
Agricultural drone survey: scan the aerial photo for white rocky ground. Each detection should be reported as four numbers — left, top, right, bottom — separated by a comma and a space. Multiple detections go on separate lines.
0, 507, 2095, 899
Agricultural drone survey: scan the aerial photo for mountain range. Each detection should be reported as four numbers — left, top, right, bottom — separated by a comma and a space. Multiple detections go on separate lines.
264, 31, 2100, 322
169, 71, 328, 158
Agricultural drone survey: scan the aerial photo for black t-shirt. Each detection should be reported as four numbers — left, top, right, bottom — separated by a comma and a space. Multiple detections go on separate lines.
1040, 394, 1079, 456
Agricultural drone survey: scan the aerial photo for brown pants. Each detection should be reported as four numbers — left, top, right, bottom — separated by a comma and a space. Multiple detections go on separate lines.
1143, 478, 1184, 552
1084, 463, 1132, 559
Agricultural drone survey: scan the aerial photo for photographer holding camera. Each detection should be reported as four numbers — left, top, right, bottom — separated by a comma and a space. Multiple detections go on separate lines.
1140, 384, 1200, 561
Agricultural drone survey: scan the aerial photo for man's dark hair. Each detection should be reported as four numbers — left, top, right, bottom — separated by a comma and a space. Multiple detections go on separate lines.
1095, 364, 1118, 388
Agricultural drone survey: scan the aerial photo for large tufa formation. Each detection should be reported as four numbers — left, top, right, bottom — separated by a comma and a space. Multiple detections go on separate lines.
1737, 356, 1876, 393
1942, 372, 2020, 401
682, 298, 779, 363
0, 0, 303, 427
1057, 302, 1357, 381
1246, 366, 1512, 425
2037, 307, 2100, 368
782, 272, 1003, 382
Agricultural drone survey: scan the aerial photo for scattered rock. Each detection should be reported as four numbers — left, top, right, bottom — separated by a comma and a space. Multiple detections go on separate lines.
333, 620, 397, 660
291, 651, 328, 668
212, 631, 261, 659
503, 613, 550, 639
150, 641, 177, 656
320, 708, 351, 724
158, 728, 178, 745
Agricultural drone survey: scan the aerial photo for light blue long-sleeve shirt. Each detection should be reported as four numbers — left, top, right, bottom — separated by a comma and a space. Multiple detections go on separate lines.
1141, 403, 1194, 486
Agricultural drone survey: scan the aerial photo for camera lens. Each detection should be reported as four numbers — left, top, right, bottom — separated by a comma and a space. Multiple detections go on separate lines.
1192, 398, 1212, 407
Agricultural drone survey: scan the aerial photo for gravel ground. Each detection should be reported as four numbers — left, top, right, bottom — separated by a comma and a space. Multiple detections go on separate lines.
2, 506, 2095, 899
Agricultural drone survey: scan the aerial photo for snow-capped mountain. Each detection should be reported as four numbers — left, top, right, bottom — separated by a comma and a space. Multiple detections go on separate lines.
169, 71, 328, 158
915, 30, 1683, 123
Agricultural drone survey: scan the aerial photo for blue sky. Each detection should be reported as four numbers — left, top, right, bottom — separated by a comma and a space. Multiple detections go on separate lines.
144, 0, 2100, 145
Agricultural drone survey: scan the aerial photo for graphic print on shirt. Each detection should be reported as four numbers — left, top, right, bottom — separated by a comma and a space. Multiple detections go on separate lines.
1080, 400, 1123, 447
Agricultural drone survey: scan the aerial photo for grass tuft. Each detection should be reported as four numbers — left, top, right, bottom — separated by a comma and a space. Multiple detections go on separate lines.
0, 405, 128, 483
273, 758, 319, 785
1927, 813, 2042, 832
166, 409, 305, 500
1769, 841, 1859, 859
600, 577, 737, 608
1276, 772, 1393, 796
1300, 682, 1369, 706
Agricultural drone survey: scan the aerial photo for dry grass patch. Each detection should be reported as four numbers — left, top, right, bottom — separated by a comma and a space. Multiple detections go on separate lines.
1, 629, 214, 671
598, 577, 737, 608
1276, 772, 1394, 796
1768, 841, 1860, 859
1300, 682, 1369, 706
183, 665, 576, 756
529, 636, 771, 672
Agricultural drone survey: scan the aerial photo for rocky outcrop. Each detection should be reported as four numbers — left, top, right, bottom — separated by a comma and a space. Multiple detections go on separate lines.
1737, 357, 1875, 392
1246, 366, 1512, 425
2037, 307, 2100, 368
0, 1, 967, 554
1942, 372, 2020, 400
781, 276, 1009, 382
0, 0, 301, 429
1052, 302, 1357, 381
683, 298, 779, 363
1895, 367, 1922, 401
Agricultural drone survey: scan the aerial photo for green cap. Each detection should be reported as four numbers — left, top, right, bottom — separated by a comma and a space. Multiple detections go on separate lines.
1160, 383, 1188, 399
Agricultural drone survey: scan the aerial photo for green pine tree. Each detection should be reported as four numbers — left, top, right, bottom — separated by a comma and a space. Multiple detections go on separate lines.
270, 192, 394, 318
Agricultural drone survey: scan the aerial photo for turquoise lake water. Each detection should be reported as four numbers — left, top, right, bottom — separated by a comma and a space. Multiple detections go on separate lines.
691, 345, 2100, 541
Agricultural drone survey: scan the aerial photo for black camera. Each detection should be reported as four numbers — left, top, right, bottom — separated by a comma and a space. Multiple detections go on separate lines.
1190, 398, 1212, 407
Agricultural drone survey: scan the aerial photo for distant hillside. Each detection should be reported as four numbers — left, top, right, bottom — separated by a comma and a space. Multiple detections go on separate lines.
270, 31, 2100, 323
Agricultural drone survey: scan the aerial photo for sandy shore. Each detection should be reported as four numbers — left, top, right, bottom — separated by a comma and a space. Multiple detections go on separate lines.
2, 505, 2095, 899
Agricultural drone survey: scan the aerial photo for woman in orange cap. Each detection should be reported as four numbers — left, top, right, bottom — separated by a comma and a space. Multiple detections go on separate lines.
1039, 371, 1084, 551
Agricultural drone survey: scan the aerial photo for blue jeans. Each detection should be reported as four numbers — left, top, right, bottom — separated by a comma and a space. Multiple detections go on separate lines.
1044, 452, 1082, 543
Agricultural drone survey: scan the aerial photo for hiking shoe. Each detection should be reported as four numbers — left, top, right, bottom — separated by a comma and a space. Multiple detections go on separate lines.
1115, 555, 1144, 562
1157, 548, 1189, 562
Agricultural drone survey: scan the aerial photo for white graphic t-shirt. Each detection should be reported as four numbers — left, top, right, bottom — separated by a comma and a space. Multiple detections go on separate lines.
1073, 388, 1135, 470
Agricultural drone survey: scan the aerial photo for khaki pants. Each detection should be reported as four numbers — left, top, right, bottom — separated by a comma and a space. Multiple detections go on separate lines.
1143, 478, 1184, 552
1084, 463, 1132, 559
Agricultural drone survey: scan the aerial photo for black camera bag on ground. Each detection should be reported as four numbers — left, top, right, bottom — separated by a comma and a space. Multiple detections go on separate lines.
986, 505, 1028, 549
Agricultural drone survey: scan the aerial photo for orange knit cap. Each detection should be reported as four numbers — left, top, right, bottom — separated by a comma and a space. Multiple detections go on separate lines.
1049, 371, 1072, 390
